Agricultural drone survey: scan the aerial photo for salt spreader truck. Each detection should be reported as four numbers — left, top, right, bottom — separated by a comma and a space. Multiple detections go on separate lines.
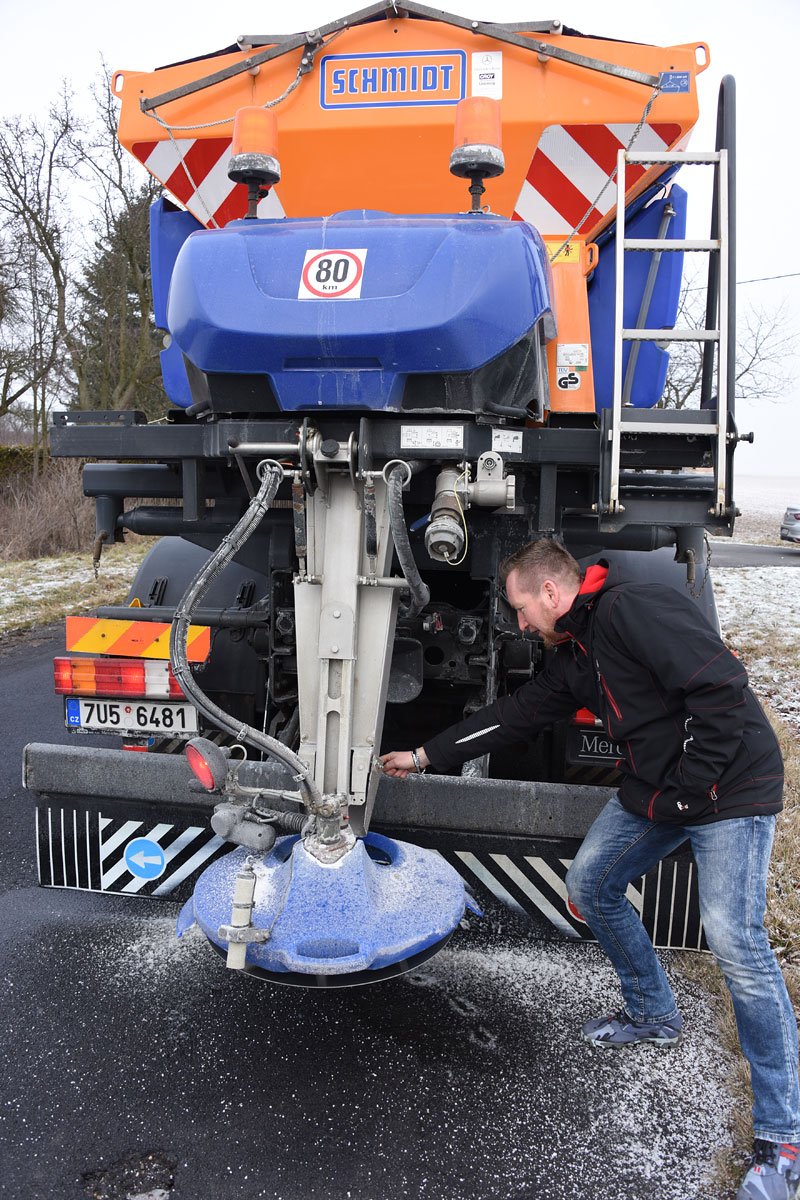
23, 4, 745, 985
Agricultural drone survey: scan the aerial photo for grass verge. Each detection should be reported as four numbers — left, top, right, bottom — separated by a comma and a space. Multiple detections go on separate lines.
0, 541, 151, 639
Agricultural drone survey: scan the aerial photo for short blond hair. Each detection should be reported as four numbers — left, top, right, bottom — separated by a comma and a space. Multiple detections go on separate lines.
500, 538, 581, 593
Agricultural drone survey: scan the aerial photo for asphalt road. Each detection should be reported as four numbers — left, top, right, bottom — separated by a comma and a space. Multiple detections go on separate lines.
0, 607, 759, 1200
709, 540, 800, 568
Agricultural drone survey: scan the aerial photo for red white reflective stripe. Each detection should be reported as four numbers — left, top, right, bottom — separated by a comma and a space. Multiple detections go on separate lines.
132, 138, 285, 228
512, 121, 682, 236
134, 119, 680, 234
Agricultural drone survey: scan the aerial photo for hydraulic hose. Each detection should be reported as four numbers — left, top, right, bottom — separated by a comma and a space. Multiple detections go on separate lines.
170, 462, 324, 814
387, 465, 430, 616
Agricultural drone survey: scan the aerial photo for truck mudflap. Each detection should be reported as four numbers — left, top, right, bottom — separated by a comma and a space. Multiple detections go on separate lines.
25, 743, 706, 951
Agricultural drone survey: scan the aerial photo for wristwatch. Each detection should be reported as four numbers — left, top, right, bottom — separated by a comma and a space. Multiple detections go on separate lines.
410, 749, 426, 774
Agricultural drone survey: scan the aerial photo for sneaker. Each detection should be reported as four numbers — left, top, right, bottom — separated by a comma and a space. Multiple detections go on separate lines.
737, 1140, 800, 1200
581, 1008, 683, 1048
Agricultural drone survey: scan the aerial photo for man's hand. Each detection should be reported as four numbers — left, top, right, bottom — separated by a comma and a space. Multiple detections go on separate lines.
378, 748, 430, 778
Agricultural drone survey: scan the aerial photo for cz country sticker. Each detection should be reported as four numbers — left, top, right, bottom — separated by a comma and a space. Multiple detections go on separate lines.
298, 249, 367, 300
320, 51, 466, 109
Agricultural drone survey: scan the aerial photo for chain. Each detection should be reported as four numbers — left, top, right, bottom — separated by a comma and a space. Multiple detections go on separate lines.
686, 532, 713, 600
143, 27, 344, 133
547, 82, 662, 264
142, 28, 345, 228
148, 111, 221, 227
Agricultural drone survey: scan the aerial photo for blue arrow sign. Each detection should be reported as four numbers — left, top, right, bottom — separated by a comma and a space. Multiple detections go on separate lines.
124, 837, 166, 880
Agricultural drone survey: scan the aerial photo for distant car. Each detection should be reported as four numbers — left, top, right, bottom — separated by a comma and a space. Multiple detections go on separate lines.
780, 504, 800, 543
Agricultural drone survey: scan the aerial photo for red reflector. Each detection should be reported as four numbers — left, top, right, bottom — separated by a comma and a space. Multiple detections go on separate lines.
571, 708, 599, 726
52, 656, 185, 699
186, 743, 216, 790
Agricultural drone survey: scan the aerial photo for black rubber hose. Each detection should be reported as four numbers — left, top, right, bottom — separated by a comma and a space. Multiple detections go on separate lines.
387, 466, 430, 616
169, 463, 323, 814
484, 400, 531, 419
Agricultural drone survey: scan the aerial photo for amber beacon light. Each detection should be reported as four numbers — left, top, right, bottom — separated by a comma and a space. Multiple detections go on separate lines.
227, 107, 281, 218
449, 96, 505, 212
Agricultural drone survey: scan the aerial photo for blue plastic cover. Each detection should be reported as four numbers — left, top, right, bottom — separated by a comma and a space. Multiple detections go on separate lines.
166, 210, 553, 411
150, 198, 204, 408
181, 833, 474, 975
588, 186, 687, 408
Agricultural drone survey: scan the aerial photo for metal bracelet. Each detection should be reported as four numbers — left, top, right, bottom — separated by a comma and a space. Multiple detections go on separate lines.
410, 749, 425, 774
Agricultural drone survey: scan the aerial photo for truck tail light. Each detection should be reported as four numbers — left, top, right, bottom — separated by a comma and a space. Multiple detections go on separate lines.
53, 656, 185, 700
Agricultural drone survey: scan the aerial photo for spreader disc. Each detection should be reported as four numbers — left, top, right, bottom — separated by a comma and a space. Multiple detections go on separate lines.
205, 928, 455, 988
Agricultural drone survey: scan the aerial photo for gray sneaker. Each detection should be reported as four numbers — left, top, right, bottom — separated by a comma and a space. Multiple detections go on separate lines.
581, 1008, 683, 1048
737, 1141, 800, 1200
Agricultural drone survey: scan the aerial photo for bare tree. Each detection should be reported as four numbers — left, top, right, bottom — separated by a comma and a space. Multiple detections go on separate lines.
660, 275, 796, 409
0, 96, 87, 409
0, 66, 167, 445
69, 64, 164, 415
0, 233, 62, 468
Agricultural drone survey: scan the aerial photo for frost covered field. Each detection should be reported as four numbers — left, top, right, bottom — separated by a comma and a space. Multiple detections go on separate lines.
713, 473, 800, 733
0, 542, 149, 636
729, 473, 799, 546
713, 565, 800, 734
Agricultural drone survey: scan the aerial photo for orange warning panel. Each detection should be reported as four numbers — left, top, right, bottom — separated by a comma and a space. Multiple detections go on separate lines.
65, 617, 210, 663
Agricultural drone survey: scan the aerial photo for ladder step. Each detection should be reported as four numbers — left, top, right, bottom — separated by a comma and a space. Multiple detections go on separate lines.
622, 328, 719, 342
625, 151, 721, 165
623, 238, 720, 252
618, 421, 720, 436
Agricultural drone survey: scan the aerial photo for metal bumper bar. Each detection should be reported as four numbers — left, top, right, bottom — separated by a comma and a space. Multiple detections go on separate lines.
23, 743, 612, 840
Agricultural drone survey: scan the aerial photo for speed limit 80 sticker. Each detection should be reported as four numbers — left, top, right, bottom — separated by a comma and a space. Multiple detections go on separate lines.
298, 249, 367, 300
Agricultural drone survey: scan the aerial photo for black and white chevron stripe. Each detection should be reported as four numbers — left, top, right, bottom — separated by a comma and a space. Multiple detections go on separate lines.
36, 804, 227, 897
437, 845, 706, 950
37, 804, 707, 951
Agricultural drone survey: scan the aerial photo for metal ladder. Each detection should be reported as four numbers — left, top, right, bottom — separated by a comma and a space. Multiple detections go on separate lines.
605, 81, 736, 520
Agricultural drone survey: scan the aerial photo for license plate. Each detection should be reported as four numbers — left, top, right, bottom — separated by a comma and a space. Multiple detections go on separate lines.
65, 698, 199, 735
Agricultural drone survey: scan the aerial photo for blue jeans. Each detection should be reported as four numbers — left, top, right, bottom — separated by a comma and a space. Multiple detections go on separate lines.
566, 796, 800, 1142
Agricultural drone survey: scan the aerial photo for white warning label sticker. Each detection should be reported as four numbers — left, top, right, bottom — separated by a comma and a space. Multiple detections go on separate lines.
472, 51, 503, 99
491, 429, 523, 454
298, 249, 367, 299
556, 343, 589, 370
400, 425, 464, 450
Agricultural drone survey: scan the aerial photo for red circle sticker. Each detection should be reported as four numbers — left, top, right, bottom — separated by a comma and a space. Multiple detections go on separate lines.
299, 249, 366, 299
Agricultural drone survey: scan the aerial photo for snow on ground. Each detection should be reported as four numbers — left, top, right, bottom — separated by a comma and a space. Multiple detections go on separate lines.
96, 914, 736, 1200
713, 566, 800, 735
0, 553, 135, 611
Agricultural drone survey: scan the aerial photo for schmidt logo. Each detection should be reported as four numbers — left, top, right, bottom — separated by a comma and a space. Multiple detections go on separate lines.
321, 50, 466, 109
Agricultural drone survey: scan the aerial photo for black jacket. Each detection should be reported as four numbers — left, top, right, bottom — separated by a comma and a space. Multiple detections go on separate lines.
423, 561, 784, 825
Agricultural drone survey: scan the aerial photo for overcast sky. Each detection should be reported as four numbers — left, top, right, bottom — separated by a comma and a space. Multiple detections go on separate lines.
1, 0, 798, 479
